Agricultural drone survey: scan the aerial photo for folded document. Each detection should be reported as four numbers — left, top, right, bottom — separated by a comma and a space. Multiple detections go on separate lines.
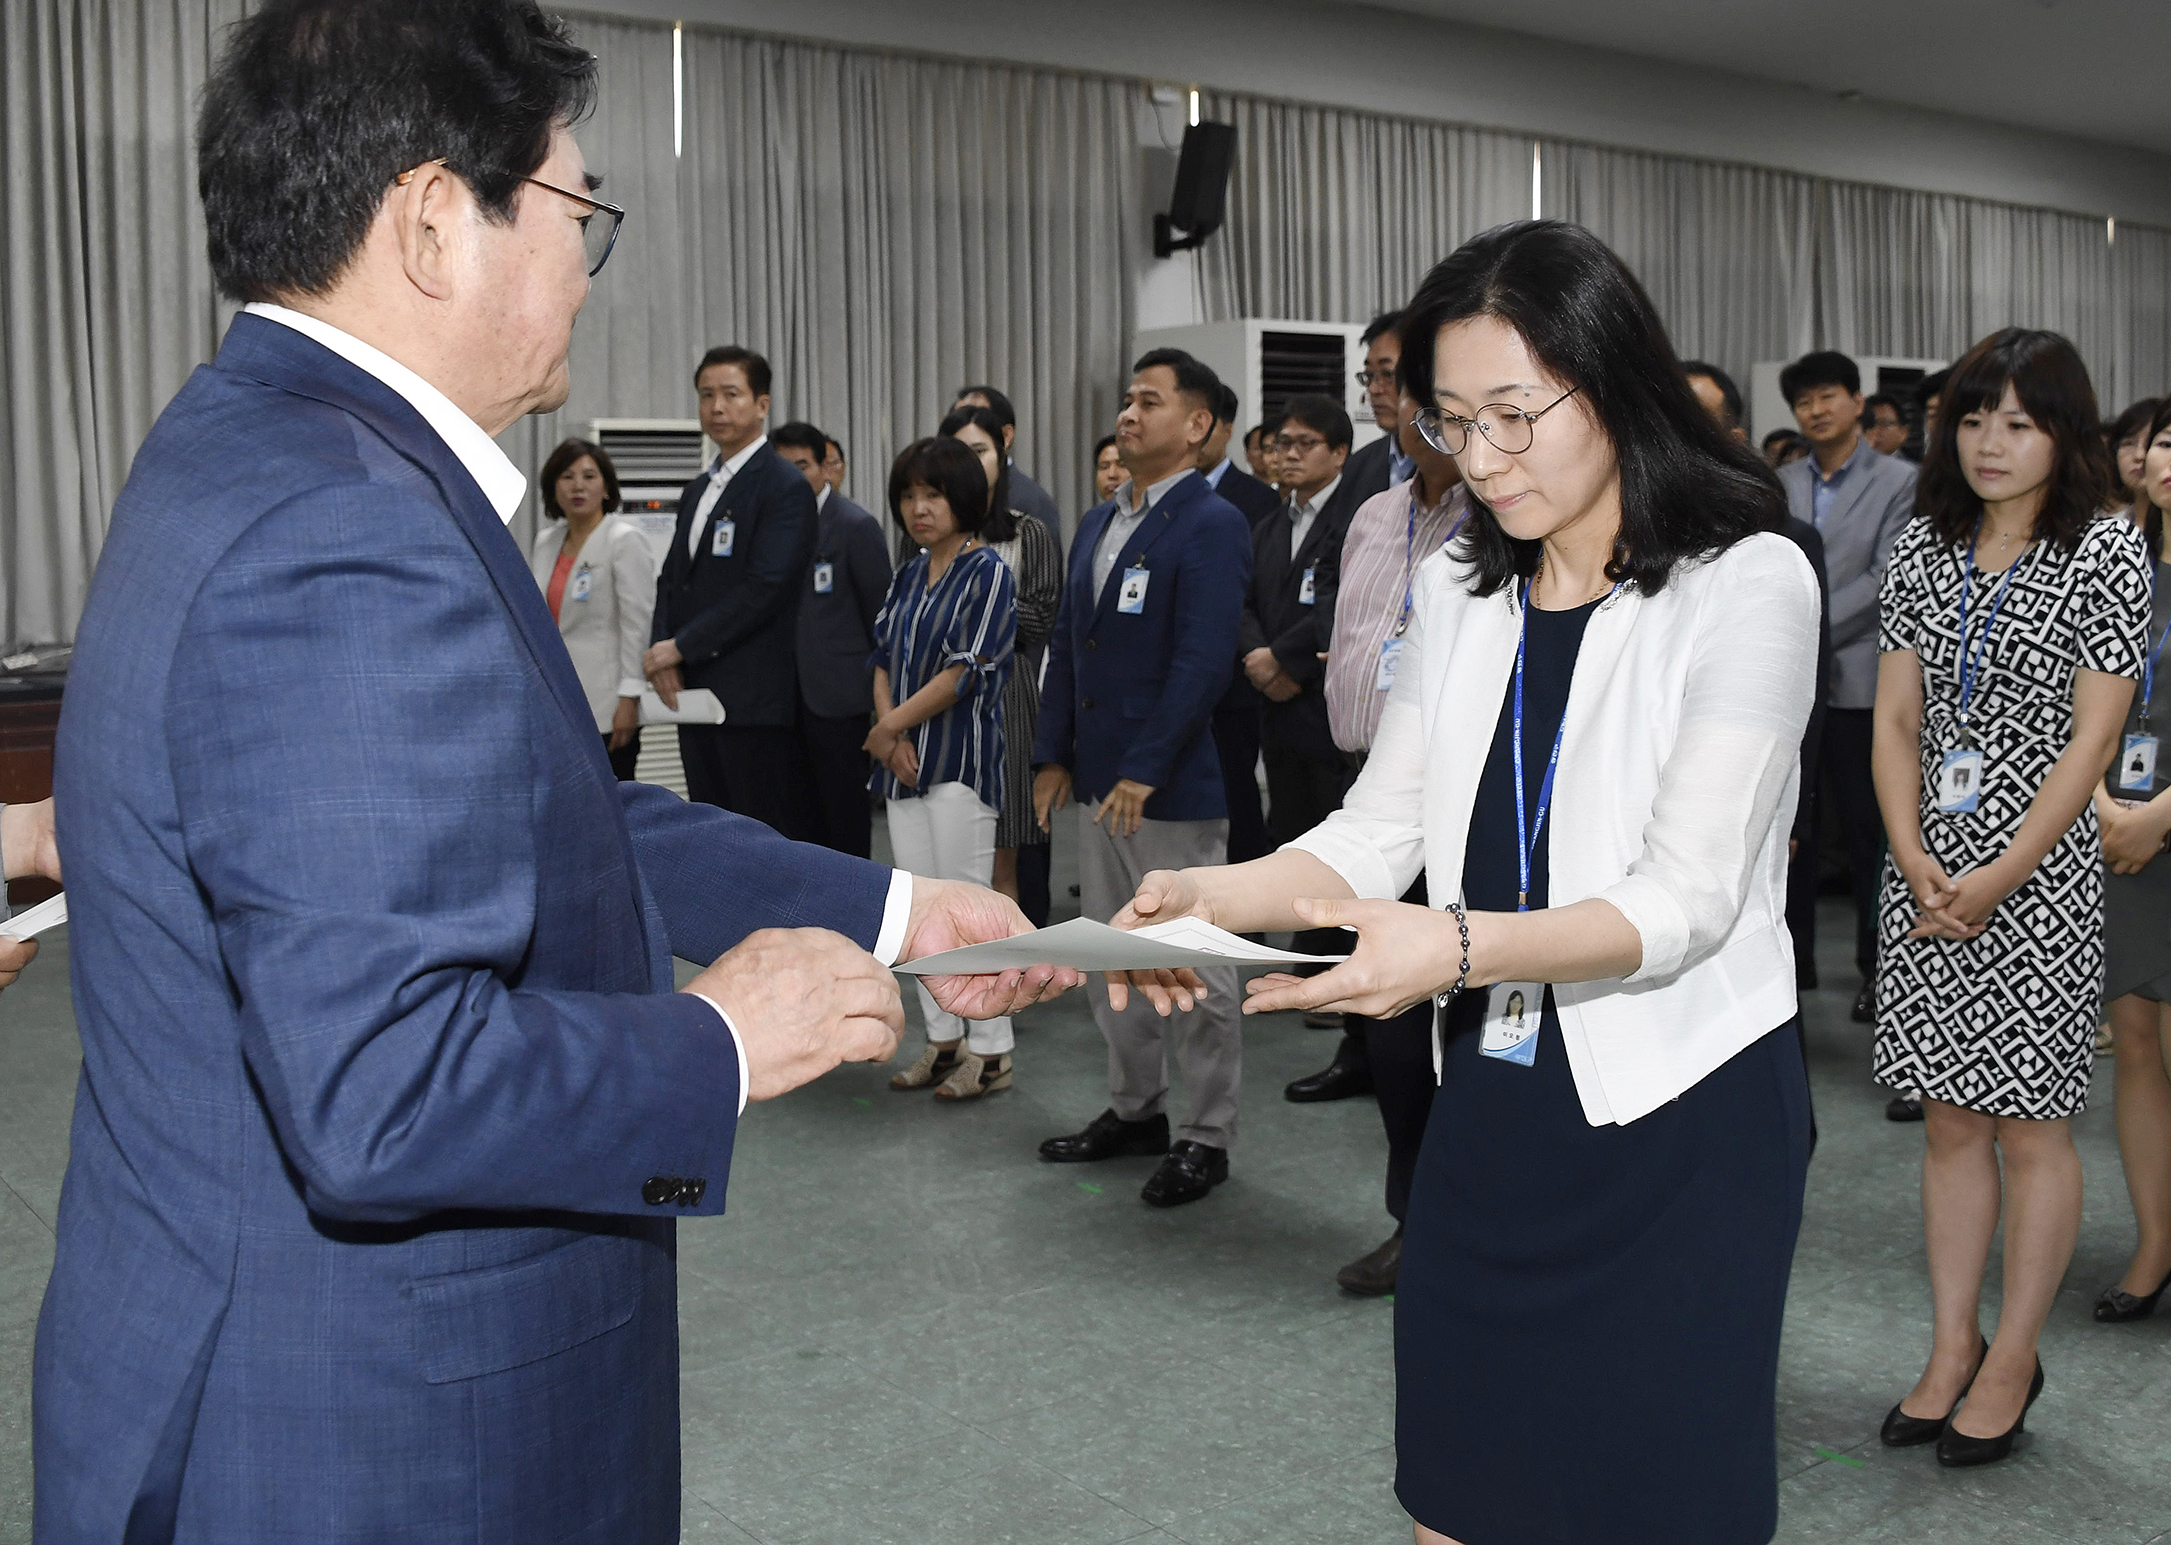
1, 892, 65, 940
893, 915, 1349, 976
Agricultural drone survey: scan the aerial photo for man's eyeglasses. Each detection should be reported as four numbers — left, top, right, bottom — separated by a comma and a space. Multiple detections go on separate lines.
396, 159, 625, 277
1273, 433, 1328, 456
1413, 386, 1580, 457
1354, 369, 1395, 388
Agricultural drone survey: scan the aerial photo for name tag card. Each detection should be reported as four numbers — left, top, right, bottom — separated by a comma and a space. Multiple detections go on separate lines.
1298, 566, 1316, 606
1936, 746, 1984, 814
1117, 567, 1150, 614
1479, 980, 1543, 1065
813, 561, 835, 594
2119, 732, 2159, 793
711, 518, 736, 558
1376, 637, 1405, 693
568, 567, 593, 603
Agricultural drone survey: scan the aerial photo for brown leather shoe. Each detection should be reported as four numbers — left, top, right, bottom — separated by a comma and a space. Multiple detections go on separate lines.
1336, 1230, 1402, 1296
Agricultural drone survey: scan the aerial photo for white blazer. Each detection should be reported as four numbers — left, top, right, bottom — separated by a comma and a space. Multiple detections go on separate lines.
529, 517, 658, 733
1288, 531, 1820, 1126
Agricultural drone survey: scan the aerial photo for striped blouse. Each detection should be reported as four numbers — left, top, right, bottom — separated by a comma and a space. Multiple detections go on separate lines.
869, 543, 1017, 806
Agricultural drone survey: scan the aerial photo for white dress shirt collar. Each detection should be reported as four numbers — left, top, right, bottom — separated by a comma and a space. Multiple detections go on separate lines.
242, 302, 526, 524
816, 483, 831, 513
707, 434, 768, 483
1114, 466, 1193, 517
1202, 456, 1232, 488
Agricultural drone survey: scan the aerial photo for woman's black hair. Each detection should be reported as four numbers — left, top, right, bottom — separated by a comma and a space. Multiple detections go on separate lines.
1395, 220, 1785, 597
887, 437, 992, 541
2110, 398, 2164, 559
936, 406, 1017, 541
538, 437, 620, 520
2134, 398, 2171, 561
1916, 328, 2113, 557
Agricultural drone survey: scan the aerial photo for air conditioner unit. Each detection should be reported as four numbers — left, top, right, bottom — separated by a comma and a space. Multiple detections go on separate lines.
1131, 320, 1383, 451
588, 418, 706, 567
1750, 356, 1947, 452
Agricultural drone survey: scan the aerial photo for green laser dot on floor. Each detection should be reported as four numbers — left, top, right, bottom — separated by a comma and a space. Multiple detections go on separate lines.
1812, 1447, 1865, 1469
1077, 1182, 1102, 1195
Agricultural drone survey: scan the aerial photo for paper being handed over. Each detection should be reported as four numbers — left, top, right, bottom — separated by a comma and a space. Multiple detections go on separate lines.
894, 915, 1349, 976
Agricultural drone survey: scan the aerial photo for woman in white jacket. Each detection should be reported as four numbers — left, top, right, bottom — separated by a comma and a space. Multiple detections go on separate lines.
1112, 222, 1818, 1545
530, 438, 657, 779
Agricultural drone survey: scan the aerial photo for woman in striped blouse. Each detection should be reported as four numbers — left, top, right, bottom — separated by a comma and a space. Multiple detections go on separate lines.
870, 437, 1021, 1101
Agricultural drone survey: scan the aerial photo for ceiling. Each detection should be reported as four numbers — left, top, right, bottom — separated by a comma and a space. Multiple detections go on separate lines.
1367, 0, 2171, 155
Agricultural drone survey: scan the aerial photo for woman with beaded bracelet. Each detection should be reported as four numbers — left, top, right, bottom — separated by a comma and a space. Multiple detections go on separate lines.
1105, 221, 1817, 1545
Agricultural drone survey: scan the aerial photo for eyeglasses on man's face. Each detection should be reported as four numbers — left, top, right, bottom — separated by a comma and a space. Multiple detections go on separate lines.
395, 159, 625, 277
1413, 386, 1580, 457
1274, 433, 1329, 457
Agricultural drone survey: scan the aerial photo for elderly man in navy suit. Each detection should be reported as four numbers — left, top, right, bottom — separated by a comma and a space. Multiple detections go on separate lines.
38, 4, 1074, 1540
1033, 349, 1254, 1208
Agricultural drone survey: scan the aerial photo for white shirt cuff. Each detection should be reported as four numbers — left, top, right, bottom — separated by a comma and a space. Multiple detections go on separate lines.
873, 870, 913, 966
691, 992, 751, 1115
615, 677, 647, 700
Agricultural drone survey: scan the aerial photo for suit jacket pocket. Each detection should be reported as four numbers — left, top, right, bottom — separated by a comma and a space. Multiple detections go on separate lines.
410, 1230, 639, 1384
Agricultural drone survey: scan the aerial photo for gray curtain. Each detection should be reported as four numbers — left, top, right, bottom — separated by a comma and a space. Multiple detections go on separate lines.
2112, 221, 2171, 418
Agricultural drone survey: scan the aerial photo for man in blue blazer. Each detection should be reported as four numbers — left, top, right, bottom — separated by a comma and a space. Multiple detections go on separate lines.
38, 5, 1071, 1540
1032, 349, 1254, 1208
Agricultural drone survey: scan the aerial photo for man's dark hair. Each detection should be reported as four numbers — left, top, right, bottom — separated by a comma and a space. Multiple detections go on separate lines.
1362, 310, 1403, 348
1399, 220, 1784, 598
1679, 360, 1744, 431
886, 437, 992, 539
1918, 368, 1951, 410
952, 385, 1016, 433
1242, 423, 1268, 449
825, 436, 845, 462
770, 421, 828, 458
695, 345, 772, 399
199, 0, 596, 302
538, 437, 620, 519
1094, 433, 1118, 460
937, 405, 1017, 542
1214, 383, 1240, 429
1779, 349, 1862, 405
1278, 393, 1353, 453
1918, 328, 2112, 556
1762, 428, 1805, 455
1130, 348, 1222, 412
1863, 392, 1904, 427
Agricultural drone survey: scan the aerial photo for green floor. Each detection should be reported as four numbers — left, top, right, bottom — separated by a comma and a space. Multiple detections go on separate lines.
1, 820, 2168, 1542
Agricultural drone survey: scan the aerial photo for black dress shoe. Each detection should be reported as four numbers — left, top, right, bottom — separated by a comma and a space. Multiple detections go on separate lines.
1851, 981, 1875, 1023
1140, 1140, 1228, 1206
1285, 1056, 1374, 1103
1881, 1335, 1988, 1447
1336, 1230, 1402, 1296
1937, 1358, 2044, 1468
2094, 1268, 2171, 1322
1038, 1109, 1170, 1164
1886, 1096, 1924, 1122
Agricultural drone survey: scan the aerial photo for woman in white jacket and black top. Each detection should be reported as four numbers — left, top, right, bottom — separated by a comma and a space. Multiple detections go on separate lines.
1108, 222, 1818, 1545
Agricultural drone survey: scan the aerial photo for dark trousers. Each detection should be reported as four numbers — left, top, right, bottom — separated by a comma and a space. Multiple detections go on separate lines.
1820, 708, 1884, 977
1785, 786, 1819, 978
797, 711, 874, 860
679, 723, 811, 839
1332, 875, 1434, 1223
604, 730, 641, 784
1264, 736, 1346, 958
1214, 699, 1270, 866
1016, 842, 1052, 929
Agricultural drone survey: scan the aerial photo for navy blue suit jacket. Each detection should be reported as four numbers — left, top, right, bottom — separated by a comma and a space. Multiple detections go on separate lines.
1033, 472, 1252, 821
40, 314, 890, 1542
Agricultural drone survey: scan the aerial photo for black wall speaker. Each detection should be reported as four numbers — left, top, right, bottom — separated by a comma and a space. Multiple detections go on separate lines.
1155, 121, 1236, 258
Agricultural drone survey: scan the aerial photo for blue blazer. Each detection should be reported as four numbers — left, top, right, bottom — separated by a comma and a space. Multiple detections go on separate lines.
39, 313, 892, 1543
1033, 472, 1252, 821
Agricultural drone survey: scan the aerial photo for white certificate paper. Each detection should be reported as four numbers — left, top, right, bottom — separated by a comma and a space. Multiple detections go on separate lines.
1, 892, 66, 940
893, 915, 1349, 976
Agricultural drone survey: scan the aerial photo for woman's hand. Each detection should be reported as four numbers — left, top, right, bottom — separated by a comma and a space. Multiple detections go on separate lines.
1242, 896, 1475, 1019
2105, 800, 2167, 874
608, 696, 639, 751
1894, 850, 1970, 940
887, 738, 920, 787
1105, 869, 1213, 1016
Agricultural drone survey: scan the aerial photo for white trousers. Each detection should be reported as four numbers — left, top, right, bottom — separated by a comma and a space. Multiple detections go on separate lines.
885, 783, 1015, 1055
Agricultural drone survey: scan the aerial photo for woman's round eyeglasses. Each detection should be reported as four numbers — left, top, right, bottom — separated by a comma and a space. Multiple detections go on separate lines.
396, 159, 625, 277
1413, 386, 1579, 457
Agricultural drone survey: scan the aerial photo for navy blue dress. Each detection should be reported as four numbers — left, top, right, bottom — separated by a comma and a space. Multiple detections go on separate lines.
1394, 596, 1813, 1545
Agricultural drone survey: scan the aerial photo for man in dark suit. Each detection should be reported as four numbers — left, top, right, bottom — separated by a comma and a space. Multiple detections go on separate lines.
1240, 393, 1366, 970
39, 5, 1073, 1538
1033, 349, 1254, 1208
775, 421, 891, 859
646, 345, 816, 838
1201, 383, 1280, 866
1199, 382, 1281, 528
952, 383, 1061, 544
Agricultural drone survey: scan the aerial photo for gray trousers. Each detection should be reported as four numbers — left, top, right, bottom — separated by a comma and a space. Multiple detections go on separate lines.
1074, 807, 1243, 1149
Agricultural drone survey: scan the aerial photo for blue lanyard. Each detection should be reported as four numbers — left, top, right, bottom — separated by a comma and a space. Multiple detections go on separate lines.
1394, 501, 1468, 638
1512, 576, 1616, 911
2142, 591, 2169, 720
1955, 524, 2027, 745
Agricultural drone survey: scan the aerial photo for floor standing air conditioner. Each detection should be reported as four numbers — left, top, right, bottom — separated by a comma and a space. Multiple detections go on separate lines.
1131, 320, 1384, 451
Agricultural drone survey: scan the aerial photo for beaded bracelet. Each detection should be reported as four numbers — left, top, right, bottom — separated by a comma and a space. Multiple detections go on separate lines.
1442, 901, 1472, 997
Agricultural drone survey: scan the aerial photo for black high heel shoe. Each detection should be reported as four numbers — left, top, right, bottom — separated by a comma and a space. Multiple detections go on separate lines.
1880, 1334, 1988, 1447
1936, 1357, 2044, 1468
2094, 1269, 2171, 1323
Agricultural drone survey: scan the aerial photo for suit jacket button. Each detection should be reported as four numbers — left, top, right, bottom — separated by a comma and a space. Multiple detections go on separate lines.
1082, 697, 1095, 710
642, 1177, 675, 1206
1085, 639, 1097, 649
681, 1179, 707, 1207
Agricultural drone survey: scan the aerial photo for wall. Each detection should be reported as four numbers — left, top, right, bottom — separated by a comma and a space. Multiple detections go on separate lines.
576, 0, 2171, 227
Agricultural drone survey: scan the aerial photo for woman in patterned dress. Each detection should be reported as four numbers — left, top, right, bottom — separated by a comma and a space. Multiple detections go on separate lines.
1871, 328, 2150, 1466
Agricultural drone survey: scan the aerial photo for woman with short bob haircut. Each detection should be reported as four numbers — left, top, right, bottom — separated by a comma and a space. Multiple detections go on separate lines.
1103, 220, 1818, 1544
1872, 329, 2147, 1465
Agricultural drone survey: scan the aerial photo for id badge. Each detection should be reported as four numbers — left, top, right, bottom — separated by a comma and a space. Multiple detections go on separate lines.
2119, 732, 2159, 793
1376, 637, 1405, 693
568, 566, 593, 603
1298, 566, 1317, 606
1936, 746, 1984, 814
1480, 981, 1543, 1065
711, 518, 736, 558
1117, 567, 1150, 614
813, 561, 835, 595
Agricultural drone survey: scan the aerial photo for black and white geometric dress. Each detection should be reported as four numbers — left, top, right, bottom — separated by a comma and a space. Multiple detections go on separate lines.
1873, 514, 2151, 1119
